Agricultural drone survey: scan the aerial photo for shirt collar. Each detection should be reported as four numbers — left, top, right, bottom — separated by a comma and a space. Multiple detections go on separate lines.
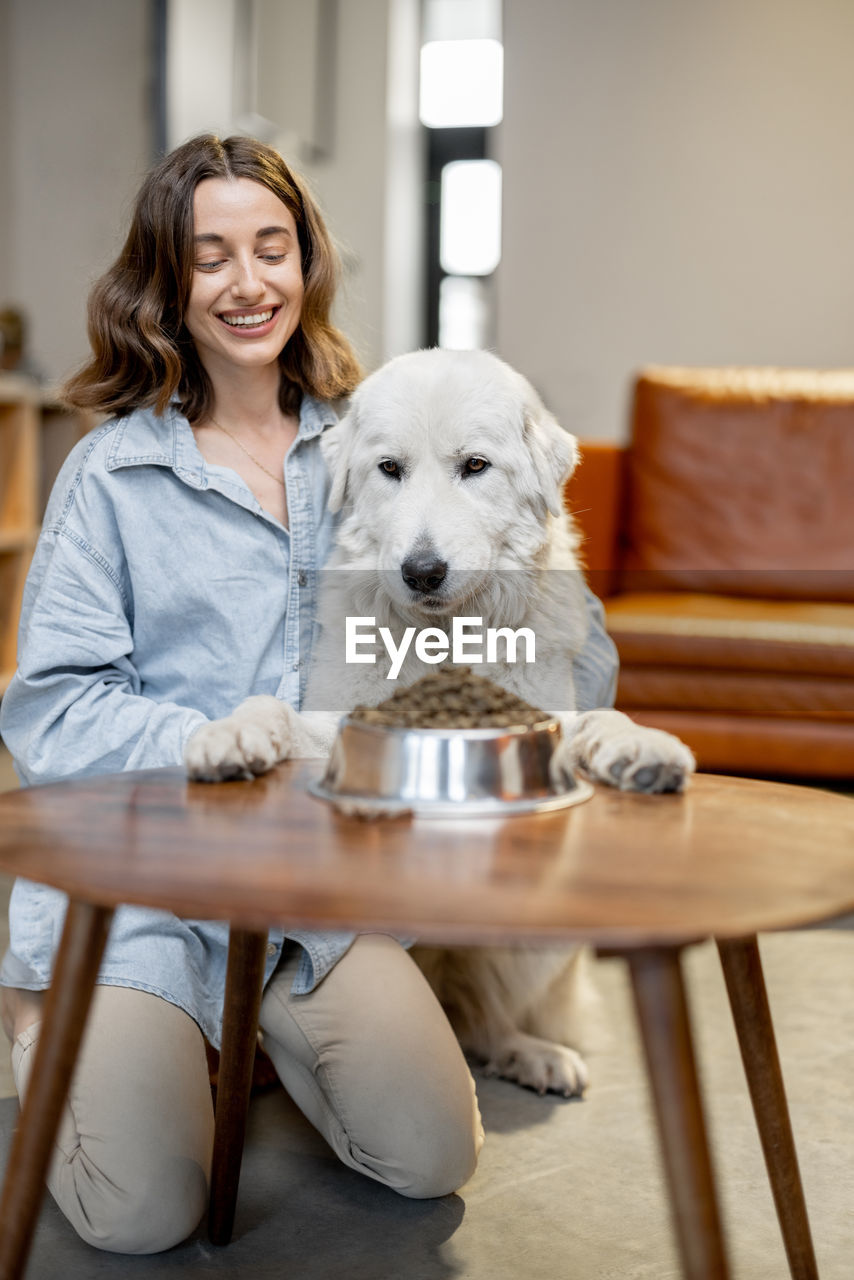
105, 394, 339, 484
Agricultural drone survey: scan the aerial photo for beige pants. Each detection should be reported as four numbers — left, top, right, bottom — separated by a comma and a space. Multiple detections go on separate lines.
10, 934, 483, 1254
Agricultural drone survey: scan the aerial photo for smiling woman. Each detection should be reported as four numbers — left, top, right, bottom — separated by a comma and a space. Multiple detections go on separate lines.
0, 135, 480, 1251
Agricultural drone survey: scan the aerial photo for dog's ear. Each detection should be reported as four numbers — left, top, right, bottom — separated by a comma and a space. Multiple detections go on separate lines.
321, 404, 358, 513
523, 394, 579, 519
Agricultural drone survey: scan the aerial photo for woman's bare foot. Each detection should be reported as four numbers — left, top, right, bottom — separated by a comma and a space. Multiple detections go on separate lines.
0, 987, 44, 1042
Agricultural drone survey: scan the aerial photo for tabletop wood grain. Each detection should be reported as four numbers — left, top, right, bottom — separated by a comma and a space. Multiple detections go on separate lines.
0, 766, 852, 946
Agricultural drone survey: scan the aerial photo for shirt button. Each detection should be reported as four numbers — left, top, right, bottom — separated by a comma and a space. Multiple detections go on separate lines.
292, 661, 299, 671
267, 942, 278, 957
297, 570, 308, 587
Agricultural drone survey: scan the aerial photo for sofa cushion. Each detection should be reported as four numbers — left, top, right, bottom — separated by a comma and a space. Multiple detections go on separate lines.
605, 592, 854, 677
622, 710, 854, 778
620, 367, 854, 601
617, 667, 854, 720
607, 592, 854, 738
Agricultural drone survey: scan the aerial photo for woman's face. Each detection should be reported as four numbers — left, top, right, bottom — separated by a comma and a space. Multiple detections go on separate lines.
184, 177, 305, 379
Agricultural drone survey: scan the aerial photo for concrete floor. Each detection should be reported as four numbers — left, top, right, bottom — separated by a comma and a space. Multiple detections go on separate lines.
2, 744, 854, 1277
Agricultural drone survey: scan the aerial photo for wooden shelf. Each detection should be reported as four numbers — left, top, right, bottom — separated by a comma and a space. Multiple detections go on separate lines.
0, 528, 37, 552
0, 378, 91, 713
0, 376, 39, 406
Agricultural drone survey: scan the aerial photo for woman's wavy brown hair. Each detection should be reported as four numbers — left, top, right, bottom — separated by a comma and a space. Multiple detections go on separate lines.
63, 134, 362, 420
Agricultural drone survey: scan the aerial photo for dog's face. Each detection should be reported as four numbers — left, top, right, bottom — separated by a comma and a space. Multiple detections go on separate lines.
322, 349, 579, 615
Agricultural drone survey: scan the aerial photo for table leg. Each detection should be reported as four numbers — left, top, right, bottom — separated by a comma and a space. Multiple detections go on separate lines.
208, 927, 269, 1246
717, 935, 819, 1280
0, 899, 113, 1280
625, 946, 730, 1280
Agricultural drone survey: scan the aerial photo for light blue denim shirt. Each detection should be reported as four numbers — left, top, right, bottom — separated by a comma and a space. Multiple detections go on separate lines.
0, 395, 618, 1047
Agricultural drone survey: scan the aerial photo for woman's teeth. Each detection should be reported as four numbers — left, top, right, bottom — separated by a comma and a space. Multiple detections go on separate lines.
221, 310, 274, 327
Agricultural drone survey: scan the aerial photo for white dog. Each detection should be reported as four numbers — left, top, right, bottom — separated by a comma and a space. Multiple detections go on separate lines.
186, 349, 695, 1095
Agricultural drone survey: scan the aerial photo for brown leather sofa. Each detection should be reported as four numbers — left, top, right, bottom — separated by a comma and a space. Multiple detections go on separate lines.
565, 366, 854, 779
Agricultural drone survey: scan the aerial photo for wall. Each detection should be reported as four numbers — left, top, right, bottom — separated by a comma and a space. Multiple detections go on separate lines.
496, 0, 854, 439
0, 0, 415, 385
0, 2, 11, 309
1, 0, 153, 386
310, 0, 424, 366
166, 0, 239, 148
381, 0, 426, 360
290, 0, 398, 368
11, 0, 852, 415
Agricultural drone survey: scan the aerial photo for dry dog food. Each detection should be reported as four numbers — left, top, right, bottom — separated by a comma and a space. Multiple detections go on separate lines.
349, 665, 550, 729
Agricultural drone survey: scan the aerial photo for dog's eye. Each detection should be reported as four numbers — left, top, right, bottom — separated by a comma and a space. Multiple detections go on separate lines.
379, 459, 401, 479
463, 456, 490, 475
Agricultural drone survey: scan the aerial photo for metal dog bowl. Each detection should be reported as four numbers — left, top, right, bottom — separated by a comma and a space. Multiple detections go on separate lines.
307, 716, 594, 817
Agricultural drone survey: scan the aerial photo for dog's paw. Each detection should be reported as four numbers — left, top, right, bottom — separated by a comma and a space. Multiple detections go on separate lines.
483, 1033, 588, 1097
549, 738, 583, 791
185, 696, 296, 782
569, 709, 696, 794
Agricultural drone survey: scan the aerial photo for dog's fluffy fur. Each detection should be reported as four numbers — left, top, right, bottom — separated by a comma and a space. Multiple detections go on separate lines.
185, 349, 695, 1096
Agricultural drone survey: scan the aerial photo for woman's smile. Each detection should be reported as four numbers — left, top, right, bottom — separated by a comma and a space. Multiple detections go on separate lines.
216, 304, 282, 335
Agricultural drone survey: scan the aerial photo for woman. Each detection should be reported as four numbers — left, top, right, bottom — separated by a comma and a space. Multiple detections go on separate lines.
0, 134, 618, 1255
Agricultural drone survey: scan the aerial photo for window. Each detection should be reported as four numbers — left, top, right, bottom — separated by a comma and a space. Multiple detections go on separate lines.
420, 39, 503, 128
420, 0, 503, 349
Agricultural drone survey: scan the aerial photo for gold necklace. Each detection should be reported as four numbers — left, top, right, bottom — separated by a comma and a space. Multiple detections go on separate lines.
207, 416, 286, 488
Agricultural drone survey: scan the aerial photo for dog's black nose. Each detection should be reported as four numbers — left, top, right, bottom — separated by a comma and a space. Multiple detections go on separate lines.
401, 554, 448, 594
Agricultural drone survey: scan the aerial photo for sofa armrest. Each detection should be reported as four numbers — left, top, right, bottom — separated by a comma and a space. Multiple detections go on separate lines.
564, 441, 627, 599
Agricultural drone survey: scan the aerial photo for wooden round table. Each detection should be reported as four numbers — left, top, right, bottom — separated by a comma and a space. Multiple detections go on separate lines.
1, 764, 853, 1280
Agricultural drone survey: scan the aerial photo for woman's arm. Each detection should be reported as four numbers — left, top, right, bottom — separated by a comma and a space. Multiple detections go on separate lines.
0, 529, 208, 785
572, 583, 619, 712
